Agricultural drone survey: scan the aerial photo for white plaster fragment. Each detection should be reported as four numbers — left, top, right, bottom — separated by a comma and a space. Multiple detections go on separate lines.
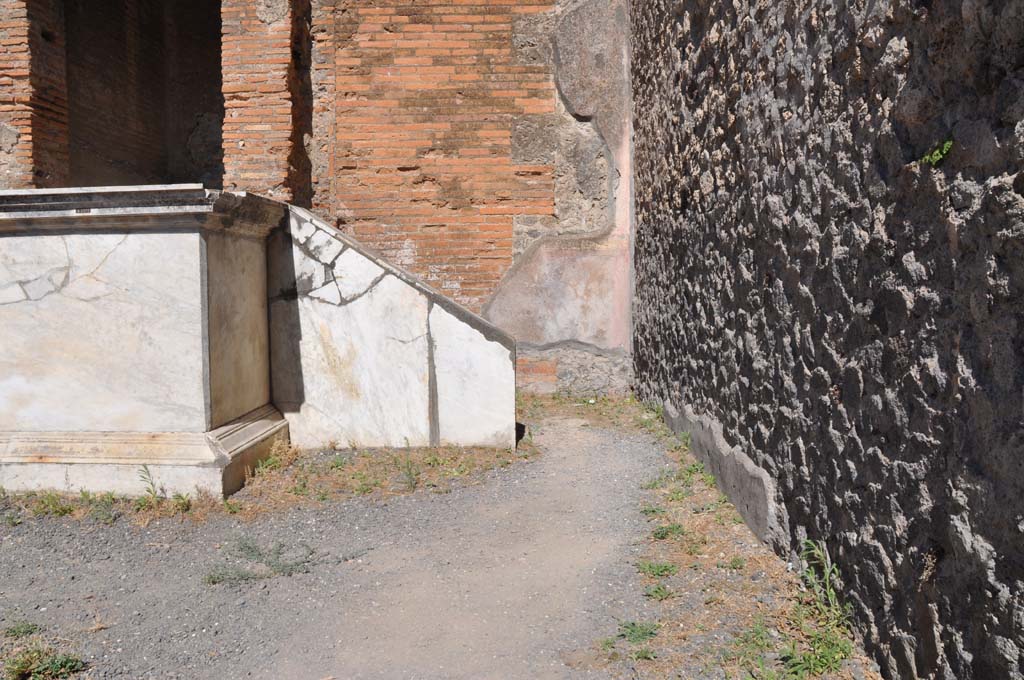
271, 275, 432, 448
333, 248, 386, 299
290, 216, 316, 242
63, 276, 113, 301
0, 232, 206, 432
294, 253, 328, 291
0, 283, 25, 304
22, 276, 58, 300
429, 304, 516, 447
309, 282, 342, 305
307, 229, 344, 263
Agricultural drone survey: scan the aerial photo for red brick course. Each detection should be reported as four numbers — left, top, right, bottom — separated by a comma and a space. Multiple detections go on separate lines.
25, 0, 67, 187
312, 1, 556, 312
515, 355, 558, 395
0, 0, 35, 188
221, 0, 294, 199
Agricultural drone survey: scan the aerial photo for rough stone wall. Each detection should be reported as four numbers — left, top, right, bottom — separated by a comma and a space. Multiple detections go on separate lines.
632, 1, 1024, 678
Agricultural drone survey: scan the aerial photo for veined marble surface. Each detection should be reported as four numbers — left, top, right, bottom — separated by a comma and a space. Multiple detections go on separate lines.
0, 232, 207, 432
270, 210, 516, 449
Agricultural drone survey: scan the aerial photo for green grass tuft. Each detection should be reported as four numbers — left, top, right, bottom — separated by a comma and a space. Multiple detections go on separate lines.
204, 537, 315, 585
3, 622, 40, 639
4, 646, 85, 680
651, 523, 686, 540
644, 584, 675, 601
618, 621, 660, 644
637, 561, 678, 578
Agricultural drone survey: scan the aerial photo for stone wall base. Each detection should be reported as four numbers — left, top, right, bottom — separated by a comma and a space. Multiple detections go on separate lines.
662, 400, 791, 556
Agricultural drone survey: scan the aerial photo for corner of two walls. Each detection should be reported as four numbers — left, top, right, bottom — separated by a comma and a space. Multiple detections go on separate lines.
483, 0, 634, 397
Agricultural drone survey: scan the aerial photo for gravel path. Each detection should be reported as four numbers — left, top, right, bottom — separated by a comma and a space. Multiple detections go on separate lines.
1, 417, 666, 679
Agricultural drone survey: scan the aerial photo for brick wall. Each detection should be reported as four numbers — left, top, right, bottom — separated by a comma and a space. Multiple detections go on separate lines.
26, 0, 67, 187
516, 356, 558, 395
311, 1, 556, 312
65, 0, 167, 185
221, 0, 294, 198
0, 0, 34, 189
164, 0, 224, 186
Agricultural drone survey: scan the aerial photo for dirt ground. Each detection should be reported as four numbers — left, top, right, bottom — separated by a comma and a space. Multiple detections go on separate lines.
0, 399, 880, 679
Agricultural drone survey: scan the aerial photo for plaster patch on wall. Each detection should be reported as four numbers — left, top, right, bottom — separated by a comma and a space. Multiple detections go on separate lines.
492, 0, 633, 394
0, 122, 17, 154
0, 121, 22, 186
256, 0, 288, 24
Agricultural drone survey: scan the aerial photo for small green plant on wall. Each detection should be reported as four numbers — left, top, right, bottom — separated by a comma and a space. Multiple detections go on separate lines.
920, 139, 953, 167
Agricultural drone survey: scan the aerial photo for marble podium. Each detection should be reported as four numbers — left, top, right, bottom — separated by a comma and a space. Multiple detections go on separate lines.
0, 186, 289, 496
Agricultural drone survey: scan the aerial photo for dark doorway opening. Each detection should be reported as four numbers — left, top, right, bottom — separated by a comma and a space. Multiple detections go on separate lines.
64, 0, 224, 187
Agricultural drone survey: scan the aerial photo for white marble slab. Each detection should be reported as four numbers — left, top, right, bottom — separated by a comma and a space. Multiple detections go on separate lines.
0, 232, 207, 432
430, 303, 516, 447
269, 210, 517, 449
272, 273, 432, 448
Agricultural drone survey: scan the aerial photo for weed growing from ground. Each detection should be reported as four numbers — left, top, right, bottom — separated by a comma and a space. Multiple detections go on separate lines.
79, 491, 118, 525
204, 537, 315, 585
171, 493, 192, 514
618, 621, 660, 644
642, 472, 674, 490
351, 471, 381, 495
2, 623, 40, 639
637, 561, 678, 578
676, 462, 705, 487
651, 523, 686, 540
667, 487, 691, 502
721, 541, 855, 678
394, 456, 421, 491
644, 584, 675, 601
640, 504, 665, 516
133, 465, 164, 511
631, 647, 657, 661
730, 617, 774, 667
29, 493, 74, 518
3, 646, 85, 680
684, 534, 708, 556
286, 475, 310, 497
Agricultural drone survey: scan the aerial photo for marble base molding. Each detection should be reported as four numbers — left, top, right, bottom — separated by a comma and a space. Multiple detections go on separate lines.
0, 405, 289, 497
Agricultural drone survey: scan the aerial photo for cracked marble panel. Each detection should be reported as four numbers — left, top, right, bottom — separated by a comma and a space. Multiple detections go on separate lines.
271, 273, 432, 448
269, 212, 516, 449
430, 304, 516, 447
0, 232, 207, 432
